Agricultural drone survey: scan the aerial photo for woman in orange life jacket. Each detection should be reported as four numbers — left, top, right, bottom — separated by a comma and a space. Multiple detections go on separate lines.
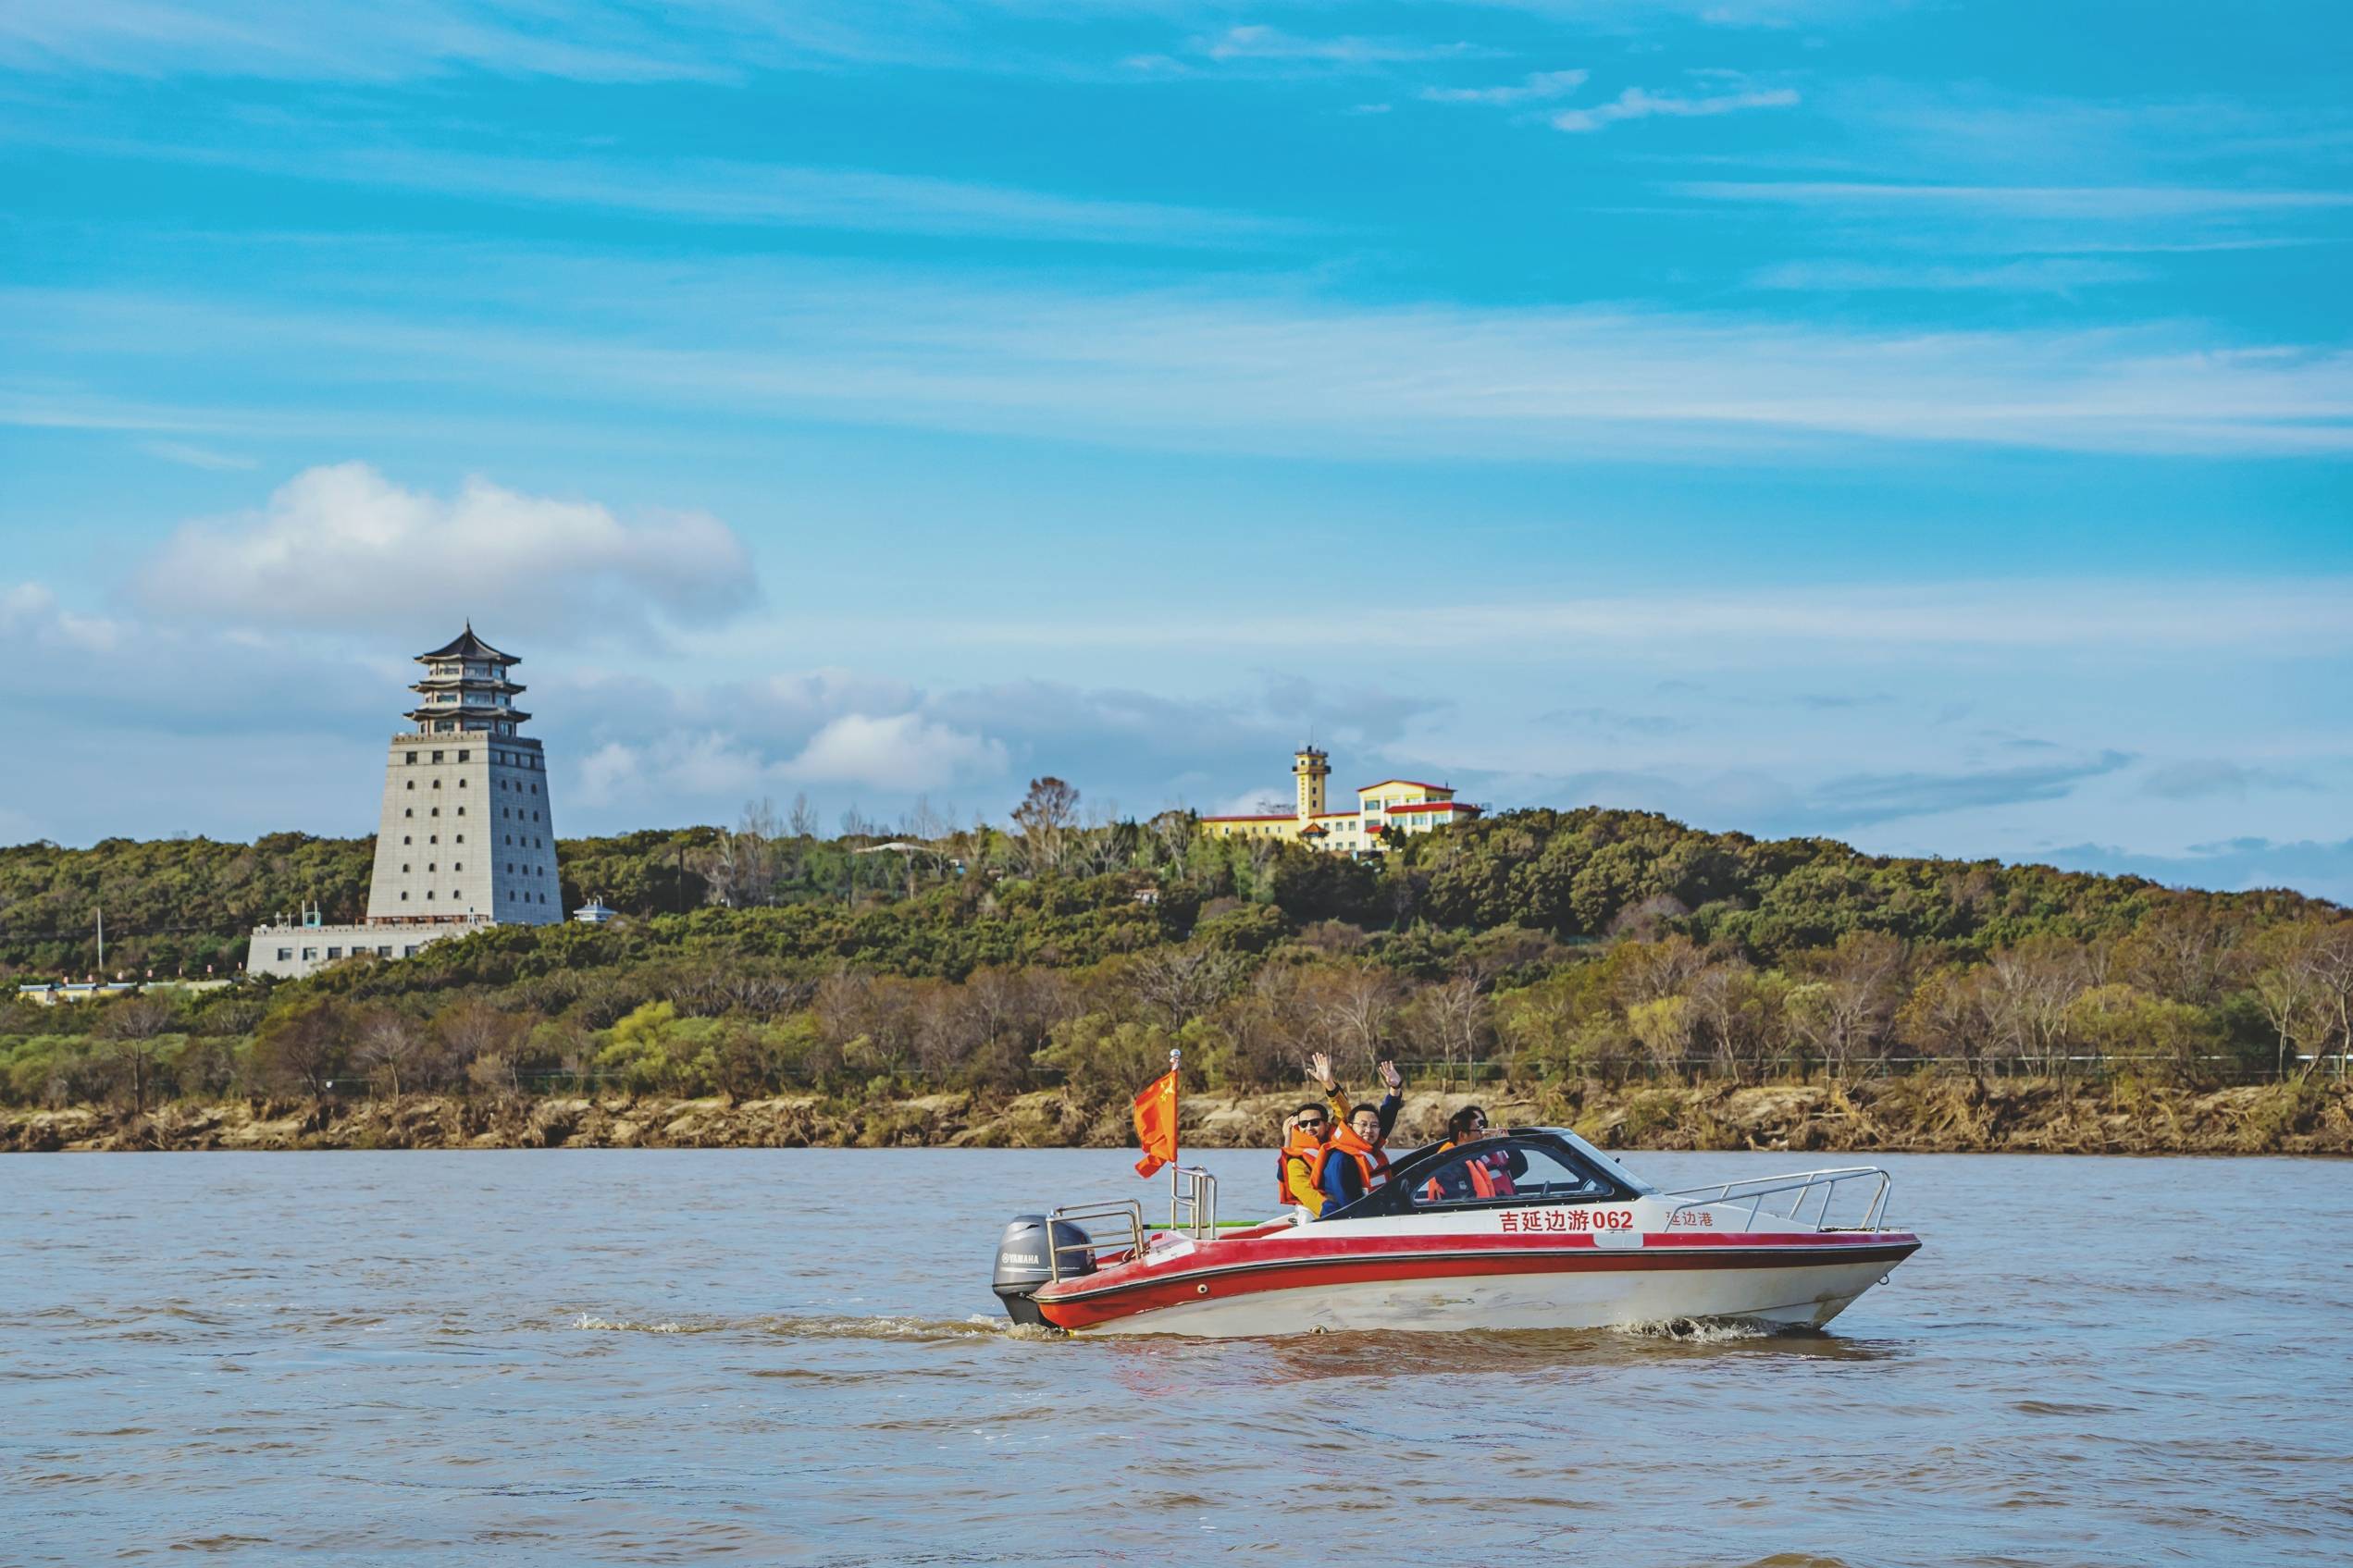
1277, 1104, 1334, 1215
1419, 1105, 1519, 1203
1306, 1052, 1405, 1210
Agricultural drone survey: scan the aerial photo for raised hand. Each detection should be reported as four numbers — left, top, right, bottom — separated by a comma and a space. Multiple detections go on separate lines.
1307, 1051, 1335, 1090
1378, 1059, 1403, 1092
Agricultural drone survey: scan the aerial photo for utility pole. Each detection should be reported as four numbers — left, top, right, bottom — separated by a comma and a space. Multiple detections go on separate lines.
95, 906, 105, 977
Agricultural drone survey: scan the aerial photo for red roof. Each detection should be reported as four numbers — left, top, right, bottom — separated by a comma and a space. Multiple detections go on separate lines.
1356, 778, 1451, 794
1388, 801, 1478, 815
1201, 813, 1297, 823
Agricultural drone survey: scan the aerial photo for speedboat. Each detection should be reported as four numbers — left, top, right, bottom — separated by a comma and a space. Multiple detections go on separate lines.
991, 1127, 1920, 1337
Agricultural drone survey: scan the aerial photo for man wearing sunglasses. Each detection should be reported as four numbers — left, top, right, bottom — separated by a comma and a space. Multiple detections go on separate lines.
1276, 1103, 1335, 1216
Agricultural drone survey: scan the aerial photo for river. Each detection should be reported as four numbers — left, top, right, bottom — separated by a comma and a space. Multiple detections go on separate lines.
4, 1149, 2347, 1564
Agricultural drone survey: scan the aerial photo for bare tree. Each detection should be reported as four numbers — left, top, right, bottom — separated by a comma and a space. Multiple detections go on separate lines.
95, 993, 180, 1116
1127, 946, 1245, 1030
1788, 932, 1908, 1075
354, 1007, 439, 1098
700, 797, 786, 907
787, 791, 820, 839
1983, 937, 2087, 1075
1419, 971, 1492, 1083
1011, 777, 1081, 873
1316, 967, 1397, 1079
1146, 809, 1197, 869
2120, 900, 2242, 1006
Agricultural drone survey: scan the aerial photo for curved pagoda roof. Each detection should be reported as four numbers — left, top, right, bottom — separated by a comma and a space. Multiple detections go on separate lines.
416, 624, 519, 665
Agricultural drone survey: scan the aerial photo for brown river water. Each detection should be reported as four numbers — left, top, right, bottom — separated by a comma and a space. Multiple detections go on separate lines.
4, 1149, 2348, 1565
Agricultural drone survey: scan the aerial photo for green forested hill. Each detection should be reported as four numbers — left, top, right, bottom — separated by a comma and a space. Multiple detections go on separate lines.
5, 806, 2346, 1111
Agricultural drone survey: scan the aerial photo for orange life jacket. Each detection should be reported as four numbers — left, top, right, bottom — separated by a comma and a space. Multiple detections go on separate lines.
1420, 1140, 1516, 1202
1277, 1130, 1329, 1208
1326, 1121, 1391, 1196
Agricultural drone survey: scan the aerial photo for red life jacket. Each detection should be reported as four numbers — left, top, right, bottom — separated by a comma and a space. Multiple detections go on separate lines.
1326, 1121, 1391, 1196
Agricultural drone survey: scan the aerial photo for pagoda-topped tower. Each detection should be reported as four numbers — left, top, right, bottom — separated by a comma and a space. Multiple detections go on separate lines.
404, 623, 530, 737
248, 625, 565, 978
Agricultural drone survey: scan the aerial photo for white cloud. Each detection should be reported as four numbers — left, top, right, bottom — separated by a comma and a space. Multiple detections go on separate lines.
1422, 68, 1589, 106
780, 712, 1007, 791
1197, 25, 1490, 67
133, 463, 757, 642
0, 581, 125, 652
1553, 85, 1800, 132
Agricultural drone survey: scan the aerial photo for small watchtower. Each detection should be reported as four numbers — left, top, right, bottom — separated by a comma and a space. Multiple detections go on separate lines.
1293, 746, 1330, 821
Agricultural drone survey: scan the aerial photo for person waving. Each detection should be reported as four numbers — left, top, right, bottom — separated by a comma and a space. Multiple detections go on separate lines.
1307, 1052, 1405, 1209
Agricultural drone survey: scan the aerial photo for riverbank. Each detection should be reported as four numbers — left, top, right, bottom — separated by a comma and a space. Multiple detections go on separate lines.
6, 1075, 2347, 1154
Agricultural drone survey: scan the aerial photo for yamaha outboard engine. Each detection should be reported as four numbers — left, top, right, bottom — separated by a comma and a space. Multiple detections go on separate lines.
992, 1214, 1094, 1327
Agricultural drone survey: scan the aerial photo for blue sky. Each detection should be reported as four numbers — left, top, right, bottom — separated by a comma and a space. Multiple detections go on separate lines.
1, 1, 2347, 899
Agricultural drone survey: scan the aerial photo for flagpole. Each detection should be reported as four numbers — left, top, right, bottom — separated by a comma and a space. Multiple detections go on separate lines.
1166, 1046, 1182, 1228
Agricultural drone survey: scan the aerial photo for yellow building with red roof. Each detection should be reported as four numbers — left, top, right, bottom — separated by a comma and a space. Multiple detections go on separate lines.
1198, 747, 1483, 854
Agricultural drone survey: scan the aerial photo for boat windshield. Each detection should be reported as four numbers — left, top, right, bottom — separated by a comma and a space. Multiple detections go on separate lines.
1540, 1128, 1657, 1195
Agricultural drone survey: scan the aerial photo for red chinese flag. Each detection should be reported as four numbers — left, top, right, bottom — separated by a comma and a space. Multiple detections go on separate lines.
1132, 1068, 1179, 1179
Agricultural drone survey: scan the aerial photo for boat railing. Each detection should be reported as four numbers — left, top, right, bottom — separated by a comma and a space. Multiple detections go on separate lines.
1166, 1164, 1218, 1238
1041, 1200, 1145, 1282
1661, 1167, 1893, 1232
1044, 1167, 1220, 1281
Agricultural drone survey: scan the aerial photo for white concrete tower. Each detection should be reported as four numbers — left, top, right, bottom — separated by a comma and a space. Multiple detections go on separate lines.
364, 626, 562, 927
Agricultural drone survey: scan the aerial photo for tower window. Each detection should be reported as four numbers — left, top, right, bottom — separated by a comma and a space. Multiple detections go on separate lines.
406, 781, 415, 791
405, 751, 417, 763
432, 750, 444, 762
403, 808, 414, 818
430, 808, 440, 818
432, 779, 441, 789
458, 750, 470, 762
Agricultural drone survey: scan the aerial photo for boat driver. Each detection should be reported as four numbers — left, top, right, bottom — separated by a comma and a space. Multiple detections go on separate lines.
1420, 1105, 1520, 1203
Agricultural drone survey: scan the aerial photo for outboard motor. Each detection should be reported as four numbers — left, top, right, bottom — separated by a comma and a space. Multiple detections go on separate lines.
992, 1214, 1094, 1327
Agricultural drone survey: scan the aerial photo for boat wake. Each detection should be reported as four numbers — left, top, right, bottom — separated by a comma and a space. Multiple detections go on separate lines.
1611, 1316, 1792, 1344
564, 1311, 1023, 1342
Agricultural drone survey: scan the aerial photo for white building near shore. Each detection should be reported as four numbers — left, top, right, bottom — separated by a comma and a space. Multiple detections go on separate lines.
246, 627, 563, 980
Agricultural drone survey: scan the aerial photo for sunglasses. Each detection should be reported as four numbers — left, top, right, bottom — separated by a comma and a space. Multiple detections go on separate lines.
1297, 1117, 1326, 1129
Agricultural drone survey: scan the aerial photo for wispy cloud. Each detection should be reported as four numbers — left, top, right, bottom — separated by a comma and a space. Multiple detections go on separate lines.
16, 261, 2352, 459
1679, 181, 2353, 216
141, 439, 259, 470
1747, 257, 2154, 292
891, 579, 2353, 656
1554, 85, 1800, 133
1196, 25, 1494, 68
0, 0, 740, 82
1803, 749, 2134, 828
47, 133, 1297, 248
1422, 68, 1589, 106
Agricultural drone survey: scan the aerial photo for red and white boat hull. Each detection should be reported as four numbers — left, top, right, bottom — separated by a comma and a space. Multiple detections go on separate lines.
1032, 1216, 1918, 1338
